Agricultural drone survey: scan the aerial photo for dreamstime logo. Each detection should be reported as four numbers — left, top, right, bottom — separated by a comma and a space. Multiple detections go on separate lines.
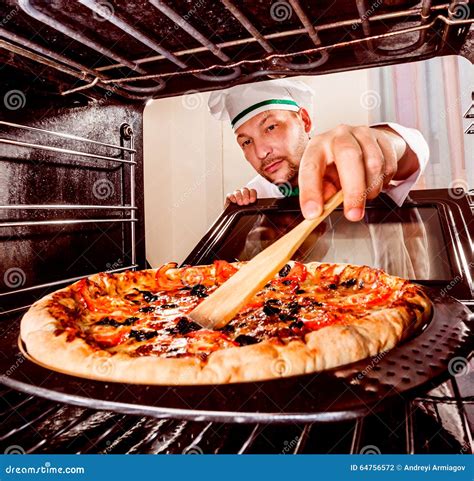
448, 179, 469, 199
92, 1, 115, 21
276, 181, 293, 197
92, 356, 114, 377
360, 90, 381, 110
356, 350, 387, 380
4, 90, 26, 110
1, 6, 19, 26
93, 178, 114, 200
451, 3, 470, 20
181, 267, 204, 288
271, 358, 292, 377
360, 444, 381, 454
181, 90, 204, 110
4, 445, 25, 455
270, 0, 293, 21
4, 353, 25, 378
182, 446, 203, 454
282, 436, 299, 454
352, 0, 383, 29
350, 172, 387, 208
439, 275, 462, 297
105, 258, 123, 272
448, 357, 470, 377
171, 163, 218, 210
4, 267, 26, 289
173, 0, 206, 29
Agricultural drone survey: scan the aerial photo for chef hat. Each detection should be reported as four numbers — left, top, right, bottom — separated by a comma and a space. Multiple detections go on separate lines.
208, 78, 315, 132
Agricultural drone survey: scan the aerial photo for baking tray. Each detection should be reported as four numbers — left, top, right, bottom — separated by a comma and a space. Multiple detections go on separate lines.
0, 287, 472, 423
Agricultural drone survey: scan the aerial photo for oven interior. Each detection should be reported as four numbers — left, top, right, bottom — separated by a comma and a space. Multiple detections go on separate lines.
1, 0, 473, 454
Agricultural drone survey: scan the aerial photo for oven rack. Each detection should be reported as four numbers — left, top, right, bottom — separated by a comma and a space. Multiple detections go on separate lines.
0, 374, 471, 454
0, 120, 138, 314
1, 0, 472, 101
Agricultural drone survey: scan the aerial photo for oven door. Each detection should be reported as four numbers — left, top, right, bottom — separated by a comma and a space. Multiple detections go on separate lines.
184, 189, 474, 305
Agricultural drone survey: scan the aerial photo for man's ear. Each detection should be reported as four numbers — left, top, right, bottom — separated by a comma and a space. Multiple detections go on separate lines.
298, 108, 312, 134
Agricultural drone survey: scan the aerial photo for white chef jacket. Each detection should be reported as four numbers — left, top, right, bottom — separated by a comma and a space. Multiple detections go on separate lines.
244, 122, 429, 206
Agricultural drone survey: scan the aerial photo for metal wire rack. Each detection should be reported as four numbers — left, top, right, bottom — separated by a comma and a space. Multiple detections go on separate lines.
0, 120, 138, 316
0, 0, 472, 101
0, 373, 472, 454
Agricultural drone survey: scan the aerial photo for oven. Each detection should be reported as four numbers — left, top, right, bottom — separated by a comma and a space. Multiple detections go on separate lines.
0, 0, 473, 455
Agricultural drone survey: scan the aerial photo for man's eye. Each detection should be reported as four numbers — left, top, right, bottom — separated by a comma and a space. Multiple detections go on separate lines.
267, 124, 277, 132
241, 139, 252, 148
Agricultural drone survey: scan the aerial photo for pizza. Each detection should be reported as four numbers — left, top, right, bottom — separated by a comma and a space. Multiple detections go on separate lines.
20, 261, 432, 385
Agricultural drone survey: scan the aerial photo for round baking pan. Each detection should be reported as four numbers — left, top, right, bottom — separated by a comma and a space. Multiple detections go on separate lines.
1, 287, 472, 423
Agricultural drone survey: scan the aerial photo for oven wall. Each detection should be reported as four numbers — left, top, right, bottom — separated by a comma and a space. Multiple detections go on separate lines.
0, 103, 146, 312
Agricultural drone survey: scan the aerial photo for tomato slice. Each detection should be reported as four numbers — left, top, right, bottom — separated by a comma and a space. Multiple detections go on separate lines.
155, 262, 183, 290
304, 311, 343, 331
269, 278, 300, 294
186, 330, 238, 353
76, 278, 105, 312
284, 262, 308, 282
93, 329, 127, 348
214, 260, 238, 284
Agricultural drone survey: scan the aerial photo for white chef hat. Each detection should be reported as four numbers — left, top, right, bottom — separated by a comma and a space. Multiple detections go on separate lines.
208, 78, 315, 132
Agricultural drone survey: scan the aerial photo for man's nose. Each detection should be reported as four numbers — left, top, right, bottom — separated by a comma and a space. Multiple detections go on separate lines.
255, 140, 272, 161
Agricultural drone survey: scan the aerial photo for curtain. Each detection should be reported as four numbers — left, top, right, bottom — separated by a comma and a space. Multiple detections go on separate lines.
368, 55, 473, 191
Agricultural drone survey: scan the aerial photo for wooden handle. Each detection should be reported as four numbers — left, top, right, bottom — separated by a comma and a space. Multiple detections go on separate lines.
189, 190, 344, 329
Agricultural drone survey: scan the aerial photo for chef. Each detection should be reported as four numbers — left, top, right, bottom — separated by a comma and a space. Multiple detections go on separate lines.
208, 79, 430, 279
208, 78, 429, 221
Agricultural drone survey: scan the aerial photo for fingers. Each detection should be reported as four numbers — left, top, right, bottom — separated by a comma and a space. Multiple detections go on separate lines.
374, 129, 398, 186
298, 139, 327, 219
226, 188, 257, 206
351, 126, 385, 201
332, 129, 366, 221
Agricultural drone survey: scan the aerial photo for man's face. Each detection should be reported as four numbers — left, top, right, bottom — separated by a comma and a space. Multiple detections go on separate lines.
235, 109, 311, 186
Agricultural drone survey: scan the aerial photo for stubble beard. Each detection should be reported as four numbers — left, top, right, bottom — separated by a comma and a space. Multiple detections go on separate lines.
259, 127, 309, 187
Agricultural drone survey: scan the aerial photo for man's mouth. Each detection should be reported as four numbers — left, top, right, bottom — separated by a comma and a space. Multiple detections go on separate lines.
264, 159, 284, 173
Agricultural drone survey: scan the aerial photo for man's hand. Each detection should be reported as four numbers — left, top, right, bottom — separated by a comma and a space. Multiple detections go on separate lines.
298, 124, 419, 221
225, 187, 257, 206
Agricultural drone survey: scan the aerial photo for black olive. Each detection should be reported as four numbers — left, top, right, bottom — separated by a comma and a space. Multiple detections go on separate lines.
287, 301, 300, 314
122, 317, 139, 326
328, 283, 338, 290
139, 306, 155, 313
191, 284, 208, 298
129, 329, 158, 341
341, 278, 357, 288
161, 303, 178, 309
290, 320, 304, 329
279, 264, 291, 277
220, 324, 235, 333
235, 334, 259, 346
311, 300, 323, 307
96, 317, 120, 327
264, 283, 272, 288
263, 305, 281, 316
278, 312, 296, 322
169, 317, 202, 335
296, 289, 306, 294
180, 286, 192, 291
264, 298, 281, 307
138, 290, 159, 302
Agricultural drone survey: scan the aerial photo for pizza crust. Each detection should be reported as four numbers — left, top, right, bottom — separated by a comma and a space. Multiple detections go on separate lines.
20, 262, 432, 385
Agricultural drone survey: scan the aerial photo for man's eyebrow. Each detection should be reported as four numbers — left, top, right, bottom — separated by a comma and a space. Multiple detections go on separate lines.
236, 133, 249, 140
259, 113, 275, 127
